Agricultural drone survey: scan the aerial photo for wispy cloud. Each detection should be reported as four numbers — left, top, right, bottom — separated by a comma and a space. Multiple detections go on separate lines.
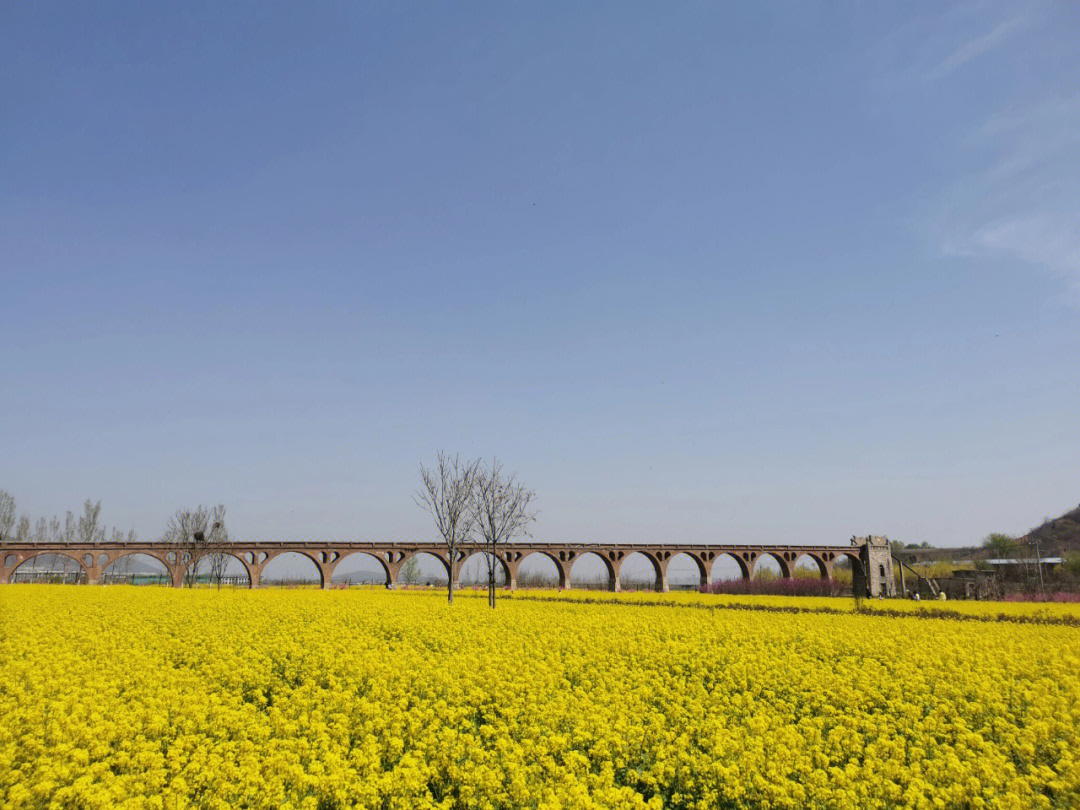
971, 213, 1080, 297
926, 17, 1025, 81
934, 90, 1080, 300
872, 3, 1080, 304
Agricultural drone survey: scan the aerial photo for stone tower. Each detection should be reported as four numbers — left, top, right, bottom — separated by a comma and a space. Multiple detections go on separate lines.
851, 535, 896, 597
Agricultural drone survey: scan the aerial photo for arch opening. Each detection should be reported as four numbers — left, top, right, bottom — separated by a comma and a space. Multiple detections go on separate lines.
793, 553, 829, 580
457, 551, 508, 588
569, 552, 615, 590
515, 552, 563, 588
398, 552, 449, 587
102, 553, 170, 586
331, 552, 390, 587
832, 552, 862, 594
709, 553, 751, 582
190, 553, 251, 588
11, 553, 86, 584
752, 553, 789, 581
666, 552, 706, 590
260, 552, 319, 588
618, 552, 660, 591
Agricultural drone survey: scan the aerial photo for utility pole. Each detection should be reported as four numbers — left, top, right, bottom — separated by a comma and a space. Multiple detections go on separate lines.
1033, 538, 1044, 594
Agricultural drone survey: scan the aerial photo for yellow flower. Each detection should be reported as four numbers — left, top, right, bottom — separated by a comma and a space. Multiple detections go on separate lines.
1, 585, 1079, 808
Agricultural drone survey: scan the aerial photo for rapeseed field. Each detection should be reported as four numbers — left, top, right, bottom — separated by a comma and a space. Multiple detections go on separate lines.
2, 586, 1078, 809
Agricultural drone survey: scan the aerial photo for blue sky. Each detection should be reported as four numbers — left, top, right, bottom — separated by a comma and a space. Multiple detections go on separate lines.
2, 2, 1078, 548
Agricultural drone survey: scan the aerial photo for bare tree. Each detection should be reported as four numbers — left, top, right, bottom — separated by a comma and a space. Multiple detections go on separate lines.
76, 500, 106, 545
207, 541, 233, 589
32, 517, 47, 544
161, 505, 229, 588
471, 460, 537, 609
204, 509, 230, 589
415, 453, 481, 604
0, 490, 15, 543
110, 528, 134, 582
15, 515, 30, 542
60, 511, 76, 544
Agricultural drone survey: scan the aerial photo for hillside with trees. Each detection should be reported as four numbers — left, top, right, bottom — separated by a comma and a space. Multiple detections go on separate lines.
1017, 504, 1080, 556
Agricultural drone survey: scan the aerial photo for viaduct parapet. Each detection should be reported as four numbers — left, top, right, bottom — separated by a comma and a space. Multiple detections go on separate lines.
0, 537, 896, 597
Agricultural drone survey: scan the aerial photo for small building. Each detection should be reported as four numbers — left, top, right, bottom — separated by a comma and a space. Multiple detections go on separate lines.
983, 558, 1062, 581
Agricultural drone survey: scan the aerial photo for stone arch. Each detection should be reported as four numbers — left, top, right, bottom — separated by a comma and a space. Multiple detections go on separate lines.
101, 552, 171, 585
615, 551, 663, 591
259, 551, 321, 587
186, 552, 253, 588
514, 551, 566, 589
665, 552, 707, 589
829, 551, 861, 567
330, 552, 392, 587
455, 550, 510, 588
397, 551, 451, 587
792, 552, 829, 579
11, 552, 87, 584
752, 552, 791, 579
829, 551, 864, 594
708, 552, 751, 581
569, 551, 617, 591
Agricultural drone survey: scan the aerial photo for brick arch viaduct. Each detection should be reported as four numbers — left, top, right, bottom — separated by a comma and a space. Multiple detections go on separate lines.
0, 537, 896, 595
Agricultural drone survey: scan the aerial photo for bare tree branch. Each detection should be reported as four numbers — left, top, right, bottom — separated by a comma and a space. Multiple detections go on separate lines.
415, 452, 480, 604
161, 504, 230, 588
0, 490, 16, 543
471, 459, 537, 609
76, 500, 106, 545
60, 512, 76, 544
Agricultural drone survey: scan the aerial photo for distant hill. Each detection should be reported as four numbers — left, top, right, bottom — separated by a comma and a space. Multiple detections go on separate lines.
896, 502, 1080, 564
1018, 504, 1080, 555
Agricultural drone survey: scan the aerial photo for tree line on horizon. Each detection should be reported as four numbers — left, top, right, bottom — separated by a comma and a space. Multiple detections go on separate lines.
0, 489, 234, 586
3, 466, 537, 600
0, 490, 136, 547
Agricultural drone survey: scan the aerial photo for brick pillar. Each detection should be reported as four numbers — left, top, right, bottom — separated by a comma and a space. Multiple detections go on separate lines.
451, 557, 465, 592
386, 559, 402, 589
2, 552, 27, 584
539, 556, 566, 590
169, 564, 185, 588
695, 555, 709, 589
317, 561, 335, 590
85, 565, 103, 585
656, 558, 670, 593
851, 557, 867, 597
506, 558, 520, 591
